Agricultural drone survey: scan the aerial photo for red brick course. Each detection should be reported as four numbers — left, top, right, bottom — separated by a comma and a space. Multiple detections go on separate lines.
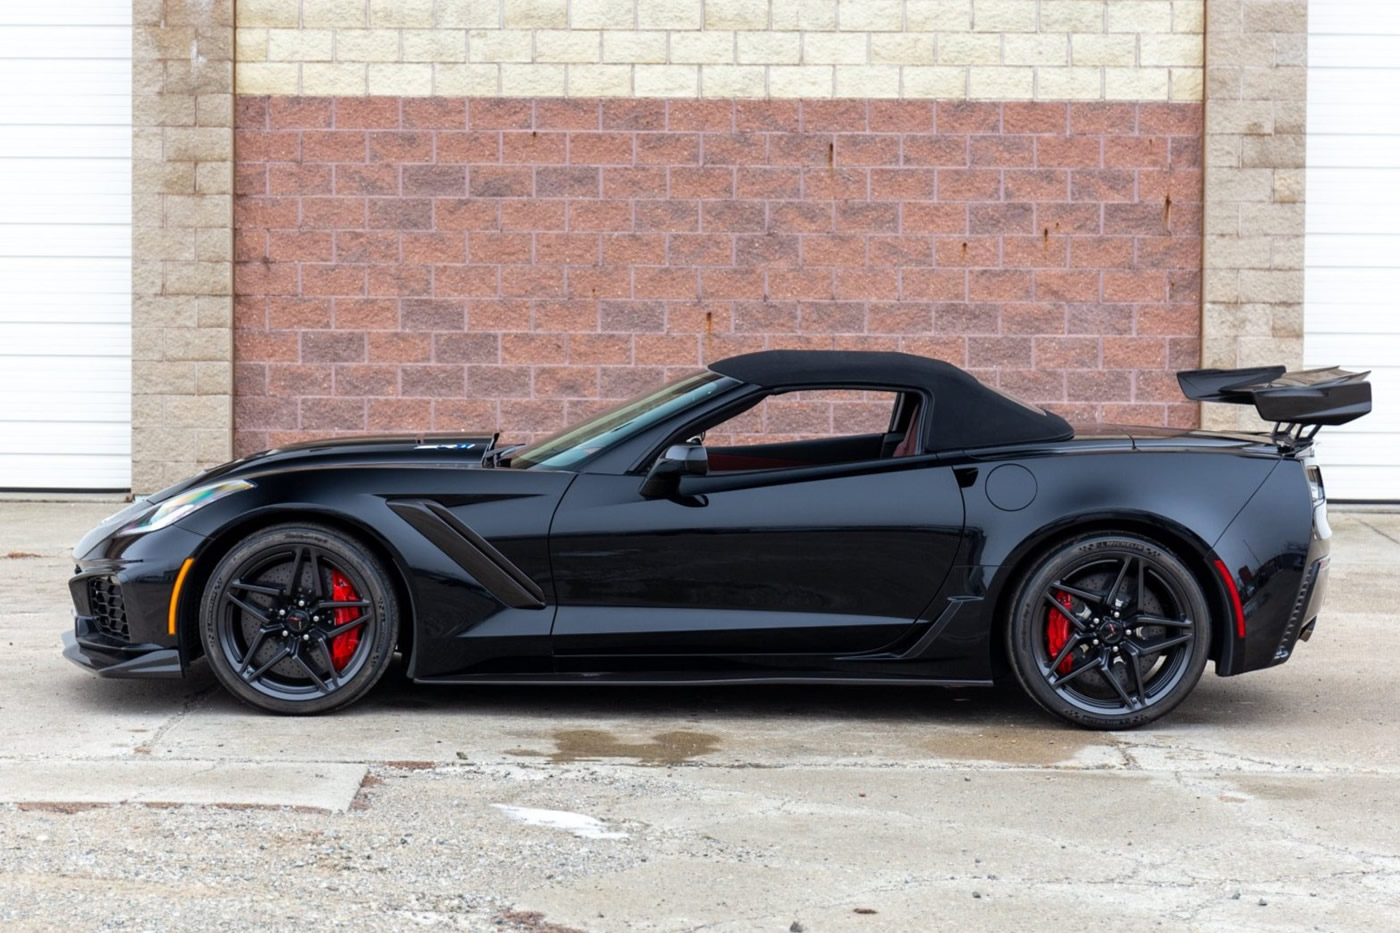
233, 96, 1203, 454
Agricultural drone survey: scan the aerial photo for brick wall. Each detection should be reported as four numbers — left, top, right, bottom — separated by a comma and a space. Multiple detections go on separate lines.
233, 95, 1202, 454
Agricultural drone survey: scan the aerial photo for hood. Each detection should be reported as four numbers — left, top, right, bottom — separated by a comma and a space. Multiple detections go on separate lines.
145, 434, 497, 503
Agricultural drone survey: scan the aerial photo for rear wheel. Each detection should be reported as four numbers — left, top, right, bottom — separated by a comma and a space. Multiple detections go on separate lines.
1006, 534, 1210, 730
200, 524, 399, 714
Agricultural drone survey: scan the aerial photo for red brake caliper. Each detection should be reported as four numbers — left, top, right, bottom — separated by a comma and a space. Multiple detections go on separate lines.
1047, 590, 1075, 674
329, 570, 362, 671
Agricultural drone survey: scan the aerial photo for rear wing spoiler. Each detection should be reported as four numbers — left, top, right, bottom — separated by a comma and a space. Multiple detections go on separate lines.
1177, 365, 1372, 444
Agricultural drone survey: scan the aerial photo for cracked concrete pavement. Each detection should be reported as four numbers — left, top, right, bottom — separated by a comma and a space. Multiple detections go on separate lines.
0, 500, 1397, 931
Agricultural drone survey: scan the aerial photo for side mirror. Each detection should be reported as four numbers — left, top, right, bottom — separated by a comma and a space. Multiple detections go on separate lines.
639, 444, 708, 498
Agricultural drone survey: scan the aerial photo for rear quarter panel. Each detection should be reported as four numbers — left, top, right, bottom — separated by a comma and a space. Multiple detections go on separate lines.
920, 447, 1281, 680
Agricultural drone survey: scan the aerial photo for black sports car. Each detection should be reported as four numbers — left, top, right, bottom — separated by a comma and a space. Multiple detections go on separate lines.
63, 351, 1371, 728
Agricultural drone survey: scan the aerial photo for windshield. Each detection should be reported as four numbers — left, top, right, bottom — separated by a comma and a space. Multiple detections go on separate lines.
509, 370, 739, 470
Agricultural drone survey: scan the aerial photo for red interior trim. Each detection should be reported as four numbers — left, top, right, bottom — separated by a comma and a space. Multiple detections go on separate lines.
1213, 559, 1246, 638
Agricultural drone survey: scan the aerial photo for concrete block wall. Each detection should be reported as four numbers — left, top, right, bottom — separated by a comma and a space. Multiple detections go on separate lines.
132, 0, 236, 491
225, 0, 1207, 457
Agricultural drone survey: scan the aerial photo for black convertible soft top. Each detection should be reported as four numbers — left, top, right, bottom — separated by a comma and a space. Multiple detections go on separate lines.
710, 350, 1073, 451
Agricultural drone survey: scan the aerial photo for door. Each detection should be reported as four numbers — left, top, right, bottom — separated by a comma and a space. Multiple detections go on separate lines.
1306, 3, 1400, 500
547, 387, 965, 671
0, 2, 132, 490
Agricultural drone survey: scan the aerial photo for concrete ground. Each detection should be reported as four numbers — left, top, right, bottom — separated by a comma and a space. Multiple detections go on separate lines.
0, 501, 1397, 932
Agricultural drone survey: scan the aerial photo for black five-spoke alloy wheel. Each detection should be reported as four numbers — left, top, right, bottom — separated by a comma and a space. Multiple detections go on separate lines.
201, 524, 399, 714
1007, 534, 1211, 729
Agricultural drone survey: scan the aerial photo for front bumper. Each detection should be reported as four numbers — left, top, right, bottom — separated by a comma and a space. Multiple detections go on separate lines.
64, 523, 207, 679
62, 620, 183, 678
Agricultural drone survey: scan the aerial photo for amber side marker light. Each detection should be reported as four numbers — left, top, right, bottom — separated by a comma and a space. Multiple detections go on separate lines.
1213, 558, 1246, 638
168, 558, 195, 636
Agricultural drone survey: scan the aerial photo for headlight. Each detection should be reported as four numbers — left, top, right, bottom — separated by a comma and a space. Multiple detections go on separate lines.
121, 480, 254, 535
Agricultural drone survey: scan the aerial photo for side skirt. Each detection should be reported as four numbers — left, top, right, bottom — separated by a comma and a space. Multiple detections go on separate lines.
412, 672, 994, 687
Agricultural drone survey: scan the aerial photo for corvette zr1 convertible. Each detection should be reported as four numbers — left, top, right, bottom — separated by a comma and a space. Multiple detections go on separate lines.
64, 351, 1371, 728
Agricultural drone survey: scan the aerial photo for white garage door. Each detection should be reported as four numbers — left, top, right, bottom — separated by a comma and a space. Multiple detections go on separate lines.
0, 2, 131, 490
1307, 3, 1400, 501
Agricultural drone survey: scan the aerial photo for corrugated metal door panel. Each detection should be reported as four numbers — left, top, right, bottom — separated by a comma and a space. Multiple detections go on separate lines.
0, 1, 131, 489
1306, 16, 1400, 500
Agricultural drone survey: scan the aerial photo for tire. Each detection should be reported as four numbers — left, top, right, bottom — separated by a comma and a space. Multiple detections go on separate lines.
1006, 533, 1211, 730
200, 523, 400, 715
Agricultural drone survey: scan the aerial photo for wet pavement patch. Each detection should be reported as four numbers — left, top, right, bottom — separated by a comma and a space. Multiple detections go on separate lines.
509, 729, 721, 765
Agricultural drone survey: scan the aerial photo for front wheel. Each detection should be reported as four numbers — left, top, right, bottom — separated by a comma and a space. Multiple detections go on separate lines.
200, 523, 399, 715
1006, 534, 1211, 730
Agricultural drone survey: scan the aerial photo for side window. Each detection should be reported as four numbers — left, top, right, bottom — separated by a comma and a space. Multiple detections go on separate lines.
699, 389, 916, 472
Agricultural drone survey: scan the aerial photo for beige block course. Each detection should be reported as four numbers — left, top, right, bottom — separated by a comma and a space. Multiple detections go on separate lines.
499, 62, 568, 94
1037, 66, 1102, 100
434, 62, 501, 93
134, 229, 195, 263
368, 62, 436, 94
938, 33, 1001, 65
236, 29, 269, 61
1243, 66, 1304, 101
535, 29, 602, 63
702, 64, 765, 96
197, 362, 234, 397
195, 227, 233, 262
738, 31, 801, 64
767, 64, 833, 96
236, 61, 300, 94
166, 194, 232, 229
770, 0, 838, 30
901, 65, 967, 97
1004, 33, 1068, 66
236, 0, 299, 28
303, 63, 369, 94
1107, 0, 1171, 33
197, 94, 234, 127
670, 30, 735, 64
1169, 67, 1202, 100
134, 161, 195, 195
503, 0, 569, 29
469, 29, 534, 62
135, 93, 196, 127
1173, 0, 1205, 33
132, 360, 199, 398
1071, 33, 1135, 67
838, 0, 903, 32
1273, 168, 1304, 204
1105, 67, 1169, 100
802, 32, 868, 65
970, 65, 1033, 99
335, 29, 402, 62
605, 31, 669, 63
870, 34, 936, 66
905, 0, 972, 31
705, 0, 771, 31
371, 0, 437, 28
972, 0, 1036, 33
436, 0, 502, 28
835, 64, 901, 98
571, 0, 636, 29
1140, 33, 1202, 68
164, 127, 232, 162
164, 262, 233, 297
302, 0, 368, 28
1040, 1, 1106, 32
266, 28, 335, 62
403, 29, 469, 62
638, 0, 703, 30
1243, 0, 1306, 34
568, 63, 634, 95
634, 63, 700, 95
